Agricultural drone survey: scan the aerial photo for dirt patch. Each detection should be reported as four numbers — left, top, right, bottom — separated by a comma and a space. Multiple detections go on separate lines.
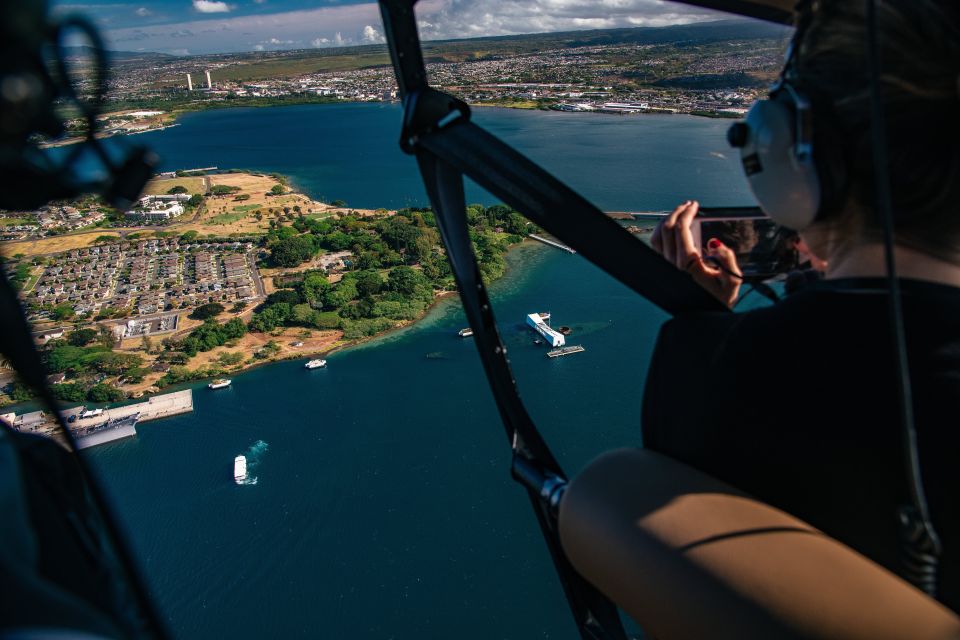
189, 327, 344, 371
2, 231, 122, 257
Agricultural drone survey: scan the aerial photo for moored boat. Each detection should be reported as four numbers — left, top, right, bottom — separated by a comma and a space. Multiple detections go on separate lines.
208, 378, 231, 389
234, 455, 247, 484
305, 359, 327, 369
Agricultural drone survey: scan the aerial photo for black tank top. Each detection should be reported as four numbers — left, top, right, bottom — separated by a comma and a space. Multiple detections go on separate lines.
642, 277, 959, 611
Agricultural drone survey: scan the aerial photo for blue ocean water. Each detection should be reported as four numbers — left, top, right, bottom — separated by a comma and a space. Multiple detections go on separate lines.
85, 104, 754, 639
135, 102, 749, 211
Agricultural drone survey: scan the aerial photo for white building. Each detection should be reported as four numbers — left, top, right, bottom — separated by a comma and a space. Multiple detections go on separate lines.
125, 201, 185, 221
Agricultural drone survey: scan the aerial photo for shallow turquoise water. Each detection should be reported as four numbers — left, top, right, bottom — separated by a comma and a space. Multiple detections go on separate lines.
85, 104, 754, 638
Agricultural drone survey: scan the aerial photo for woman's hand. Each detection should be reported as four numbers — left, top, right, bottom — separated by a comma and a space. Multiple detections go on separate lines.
650, 200, 742, 307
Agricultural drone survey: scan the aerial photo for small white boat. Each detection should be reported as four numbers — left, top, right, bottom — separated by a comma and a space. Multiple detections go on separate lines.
305, 359, 327, 369
458, 327, 474, 337
208, 378, 232, 389
234, 455, 248, 484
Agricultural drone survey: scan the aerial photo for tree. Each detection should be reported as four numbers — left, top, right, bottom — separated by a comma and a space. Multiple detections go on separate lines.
67, 328, 98, 346
300, 272, 330, 308
87, 383, 125, 403
270, 184, 285, 196
98, 327, 116, 349
141, 335, 153, 354
181, 230, 199, 241
355, 270, 383, 298
291, 303, 316, 326
189, 302, 225, 320
211, 185, 241, 196
124, 367, 149, 383
270, 235, 314, 267
217, 351, 244, 367
188, 194, 204, 207
51, 303, 74, 321
167, 185, 188, 194
52, 383, 86, 402
266, 290, 300, 308
230, 301, 247, 313
387, 266, 424, 295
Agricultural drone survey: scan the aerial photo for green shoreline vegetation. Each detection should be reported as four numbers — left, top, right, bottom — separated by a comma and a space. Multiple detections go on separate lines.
3, 202, 535, 406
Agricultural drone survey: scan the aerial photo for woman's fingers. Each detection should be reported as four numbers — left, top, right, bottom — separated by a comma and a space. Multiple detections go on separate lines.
674, 200, 700, 266
657, 200, 694, 265
705, 240, 742, 306
652, 201, 741, 307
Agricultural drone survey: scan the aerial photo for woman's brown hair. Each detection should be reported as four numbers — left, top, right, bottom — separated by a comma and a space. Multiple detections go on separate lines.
796, 1, 960, 260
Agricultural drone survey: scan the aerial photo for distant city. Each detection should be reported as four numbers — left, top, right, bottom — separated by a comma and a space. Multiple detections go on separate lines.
52, 20, 787, 142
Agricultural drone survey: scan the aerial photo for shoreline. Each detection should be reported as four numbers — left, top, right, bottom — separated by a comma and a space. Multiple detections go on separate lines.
43, 98, 742, 150
144, 240, 543, 397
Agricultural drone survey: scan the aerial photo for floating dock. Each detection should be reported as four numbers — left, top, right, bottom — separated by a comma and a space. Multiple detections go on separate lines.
1, 390, 194, 450
547, 345, 585, 358
527, 312, 566, 348
528, 234, 576, 254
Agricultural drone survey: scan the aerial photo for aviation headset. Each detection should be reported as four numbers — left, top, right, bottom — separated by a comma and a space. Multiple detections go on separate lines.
727, 2, 848, 231
0, 0, 155, 212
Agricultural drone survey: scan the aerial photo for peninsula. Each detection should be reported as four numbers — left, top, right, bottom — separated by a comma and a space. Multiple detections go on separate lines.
0, 168, 532, 406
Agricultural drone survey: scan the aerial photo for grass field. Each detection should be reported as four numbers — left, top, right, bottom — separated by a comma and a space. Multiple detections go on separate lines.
207, 51, 392, 83
208, 211, 251, 225
144, 176, 207, 196
232, 204, 262, 213
0, 218, 35, 227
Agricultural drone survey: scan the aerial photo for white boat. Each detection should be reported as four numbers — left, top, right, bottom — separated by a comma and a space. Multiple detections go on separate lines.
305, 359, 327, 369
234, 455, 248, 484
458, 327, 474, 337
208, 378, 231, 389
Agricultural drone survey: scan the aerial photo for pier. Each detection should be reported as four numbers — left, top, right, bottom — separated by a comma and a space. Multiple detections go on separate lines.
1, 389, 194, 449
84, 390, 194, 424
528, 234, 576, 254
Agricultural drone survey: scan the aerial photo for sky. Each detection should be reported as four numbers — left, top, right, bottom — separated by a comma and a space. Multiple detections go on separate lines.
51, 0, 727, 55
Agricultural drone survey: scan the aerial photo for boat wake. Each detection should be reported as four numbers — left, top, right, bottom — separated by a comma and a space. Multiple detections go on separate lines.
238, 440, 268, 485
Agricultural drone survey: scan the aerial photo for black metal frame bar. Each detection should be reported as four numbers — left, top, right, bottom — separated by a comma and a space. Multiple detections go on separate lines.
374, 0, 759, 637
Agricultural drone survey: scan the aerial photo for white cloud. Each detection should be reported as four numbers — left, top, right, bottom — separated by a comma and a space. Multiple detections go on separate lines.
103, 0, 724, 55
259, 37, 296, 46
135, 7, 152, 17
415, 0, 721, 40
361, 24, 384, 43
193, 0, 232, 14
254, 44, 264, 50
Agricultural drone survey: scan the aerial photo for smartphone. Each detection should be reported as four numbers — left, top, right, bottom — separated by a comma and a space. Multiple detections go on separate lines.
693, 206, 800, 279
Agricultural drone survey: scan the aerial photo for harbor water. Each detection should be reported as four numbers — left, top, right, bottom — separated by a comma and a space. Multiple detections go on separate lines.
85, 103, 753, 638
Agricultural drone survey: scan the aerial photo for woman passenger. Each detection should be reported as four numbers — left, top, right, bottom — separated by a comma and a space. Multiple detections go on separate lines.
645, 0, 960, 611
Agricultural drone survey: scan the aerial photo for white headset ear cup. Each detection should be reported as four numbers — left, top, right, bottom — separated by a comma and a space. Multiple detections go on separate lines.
739, 99, 821, 231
